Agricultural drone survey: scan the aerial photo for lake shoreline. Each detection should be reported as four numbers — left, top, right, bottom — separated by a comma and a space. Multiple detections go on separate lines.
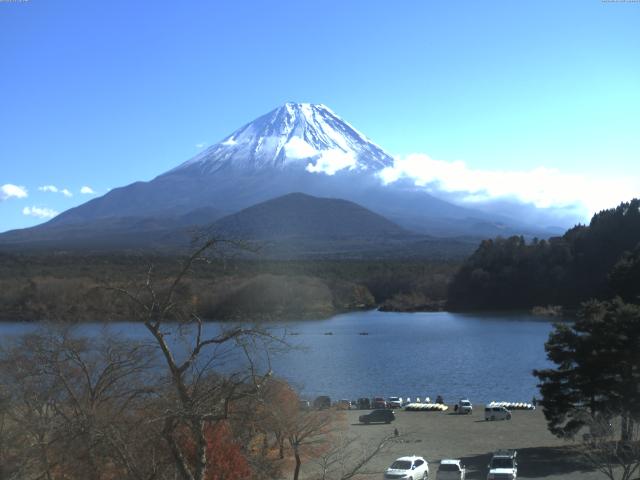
0, 310, 555, 403
0, 304, 566, 323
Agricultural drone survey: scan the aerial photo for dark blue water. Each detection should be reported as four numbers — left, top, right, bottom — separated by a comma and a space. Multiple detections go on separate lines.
0, 310, 556, 404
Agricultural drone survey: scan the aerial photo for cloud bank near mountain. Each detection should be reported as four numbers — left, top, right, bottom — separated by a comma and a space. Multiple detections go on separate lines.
379, 153, 639, 224
22, 206, 58, 219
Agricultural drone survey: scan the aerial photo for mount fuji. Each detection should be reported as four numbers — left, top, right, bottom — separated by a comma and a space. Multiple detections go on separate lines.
0, 103, 549, 253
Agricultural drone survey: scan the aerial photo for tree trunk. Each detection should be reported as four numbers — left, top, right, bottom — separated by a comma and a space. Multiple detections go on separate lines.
194, 419, 208, 480
293, 443, 301, 480
279, 435, 285, 459
621, 414, 632, 443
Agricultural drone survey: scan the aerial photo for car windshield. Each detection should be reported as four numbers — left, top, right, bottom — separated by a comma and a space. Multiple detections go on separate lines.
390, 460, 412, 470
491, 458, 514, 468
439, 464, 460, 471
461, 401, 471, 406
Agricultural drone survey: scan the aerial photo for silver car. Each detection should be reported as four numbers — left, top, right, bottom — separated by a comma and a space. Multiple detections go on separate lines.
437, 459, 466, 479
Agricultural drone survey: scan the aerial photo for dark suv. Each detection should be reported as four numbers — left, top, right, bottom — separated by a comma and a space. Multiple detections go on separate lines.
358, 409, 395, 424
313, 396, 331, 409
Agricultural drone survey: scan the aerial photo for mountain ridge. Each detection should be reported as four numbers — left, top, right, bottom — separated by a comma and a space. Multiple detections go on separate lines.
0, 102, 556, 250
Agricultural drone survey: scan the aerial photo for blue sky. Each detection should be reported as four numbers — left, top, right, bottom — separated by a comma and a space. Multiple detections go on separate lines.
1, 0, 639, 232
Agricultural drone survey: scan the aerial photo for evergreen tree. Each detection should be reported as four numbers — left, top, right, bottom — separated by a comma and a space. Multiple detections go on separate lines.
448, 199, 640, 310
534, 299, 640, 441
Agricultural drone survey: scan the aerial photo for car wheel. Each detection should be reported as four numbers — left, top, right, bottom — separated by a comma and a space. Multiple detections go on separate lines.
507, 413, 512, 420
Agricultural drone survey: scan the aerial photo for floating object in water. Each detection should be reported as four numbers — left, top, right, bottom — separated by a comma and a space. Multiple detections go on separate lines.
358, 332, 369, 335
324, 332, 334, 335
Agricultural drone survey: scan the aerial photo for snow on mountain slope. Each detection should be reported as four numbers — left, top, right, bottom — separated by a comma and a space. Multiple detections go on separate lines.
171, 103, 393, 175
0, 101, 554, 247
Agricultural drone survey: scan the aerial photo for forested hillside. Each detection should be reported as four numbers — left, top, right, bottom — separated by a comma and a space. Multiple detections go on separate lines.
0, 254, 458, 321
448, 199, 640, 310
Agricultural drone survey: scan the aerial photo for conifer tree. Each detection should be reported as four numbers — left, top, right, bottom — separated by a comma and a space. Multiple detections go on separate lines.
534, 299, 640, 441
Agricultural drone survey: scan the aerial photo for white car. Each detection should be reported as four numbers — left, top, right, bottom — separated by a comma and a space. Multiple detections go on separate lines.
437, 459, 466, 479
388, 396, 403, 408
487, 449, 517, 480
484, 405, 511, 421
383, 455, 429, 480
457, 399, 473, 414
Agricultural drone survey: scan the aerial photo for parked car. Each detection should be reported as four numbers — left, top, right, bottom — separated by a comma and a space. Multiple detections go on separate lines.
359, 409, 395, 424
313, 396, 331, 410
298, 400, 311, 410
384, 455, 429, 480
484, 405, 512, 421
388, 396, 403, 408
372, 396, 388, 409
337, 399, 351, 410
486, 449, 517, 480
456, 399, 473, 414
357, 397, 371, 410
437, 459, 466, 479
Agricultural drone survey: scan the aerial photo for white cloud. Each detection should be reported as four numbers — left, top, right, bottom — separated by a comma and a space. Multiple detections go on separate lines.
284, 138, 358, 175
379, 153, 640, 216
80, 186, 95, 194
306, 150, 357, 176
1, 184, 28, 201
221, 138, 237, 146
22, 206, 58, 219
195, 143, 206, 149
39, 185, 73, 197
284, 137, 317, 159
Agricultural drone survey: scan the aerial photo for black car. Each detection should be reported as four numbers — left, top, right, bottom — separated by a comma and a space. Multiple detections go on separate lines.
358, 409, 395, 424
313, 395, 331, 409
357, 397, 371, 410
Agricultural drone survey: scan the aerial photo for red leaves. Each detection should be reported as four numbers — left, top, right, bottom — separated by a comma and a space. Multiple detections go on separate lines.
178, 421, 252, 480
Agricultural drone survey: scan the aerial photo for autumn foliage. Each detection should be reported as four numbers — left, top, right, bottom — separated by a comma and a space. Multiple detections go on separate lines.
179, 421, 252, 480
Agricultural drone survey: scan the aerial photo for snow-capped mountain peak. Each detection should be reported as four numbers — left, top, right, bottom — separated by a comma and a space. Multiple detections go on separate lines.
173, 103, 394, 175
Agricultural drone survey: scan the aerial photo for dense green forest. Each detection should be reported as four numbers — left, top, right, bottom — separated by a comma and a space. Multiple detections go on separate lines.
448, 199, 640, 310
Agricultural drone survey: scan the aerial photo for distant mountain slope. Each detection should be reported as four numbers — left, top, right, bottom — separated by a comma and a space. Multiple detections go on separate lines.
0, 193, 479, 259
213, 192, 407, 239
0, 102, 555, 251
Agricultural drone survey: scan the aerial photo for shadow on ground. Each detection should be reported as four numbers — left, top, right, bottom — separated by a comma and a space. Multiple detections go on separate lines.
457, 446, 595, 479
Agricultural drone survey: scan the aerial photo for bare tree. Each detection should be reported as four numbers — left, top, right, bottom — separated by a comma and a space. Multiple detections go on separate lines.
0, 326, 162, 480
579, 412, 640, 480
111, 238, 282, 480
311, 431, 397, 480
287, 409, 337, 480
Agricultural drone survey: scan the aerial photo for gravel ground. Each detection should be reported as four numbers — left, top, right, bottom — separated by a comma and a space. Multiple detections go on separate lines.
301, 406, 607, 480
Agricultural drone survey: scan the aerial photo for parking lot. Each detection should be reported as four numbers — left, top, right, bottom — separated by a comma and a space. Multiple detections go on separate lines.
322, 406, 606, 479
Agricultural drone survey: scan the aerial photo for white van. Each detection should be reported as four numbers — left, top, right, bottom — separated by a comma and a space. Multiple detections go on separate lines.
457, 399, 473, 414
484, 405, 512, 421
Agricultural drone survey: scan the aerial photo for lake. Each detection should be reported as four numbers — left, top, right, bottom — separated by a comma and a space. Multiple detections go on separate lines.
0, 310, 556, 404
